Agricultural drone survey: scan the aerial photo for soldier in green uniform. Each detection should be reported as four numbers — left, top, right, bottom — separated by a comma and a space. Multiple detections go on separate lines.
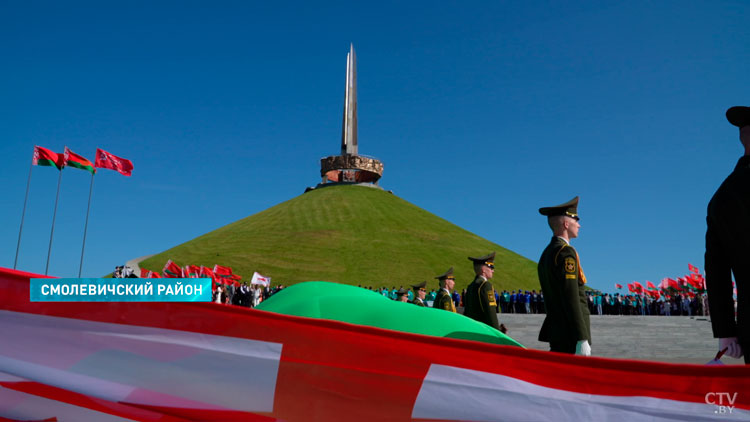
396, 287, 410, 303
433, 267, 456, 312
537, 196, 591, 355
411, 281, 427, 307
463, 252, 500, 330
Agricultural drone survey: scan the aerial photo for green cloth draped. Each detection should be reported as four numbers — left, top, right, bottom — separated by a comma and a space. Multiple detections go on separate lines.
256, 281, 523, 348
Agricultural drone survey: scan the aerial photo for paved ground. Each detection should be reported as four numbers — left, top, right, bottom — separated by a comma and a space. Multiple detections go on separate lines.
490, 313, 744, 365
123, 254, 154, 274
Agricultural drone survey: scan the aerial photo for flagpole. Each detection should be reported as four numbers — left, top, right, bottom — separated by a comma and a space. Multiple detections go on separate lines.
45, 169, 63, 276
14, 163, 34, 269
78, 172, 95, 277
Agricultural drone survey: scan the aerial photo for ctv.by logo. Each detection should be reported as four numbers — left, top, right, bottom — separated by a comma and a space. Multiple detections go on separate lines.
705, 392, 738, 414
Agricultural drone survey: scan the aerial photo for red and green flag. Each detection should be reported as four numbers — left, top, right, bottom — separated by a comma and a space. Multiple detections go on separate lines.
32, 146, 64, 170
162, 260, 183, 278
628, 282, 644, 295
213, 265, 233, 279
185, 265, 201, 278
64, 147, 96, 174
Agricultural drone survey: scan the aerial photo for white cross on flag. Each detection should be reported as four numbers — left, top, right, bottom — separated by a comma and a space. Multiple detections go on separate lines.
0, 267, 748, 421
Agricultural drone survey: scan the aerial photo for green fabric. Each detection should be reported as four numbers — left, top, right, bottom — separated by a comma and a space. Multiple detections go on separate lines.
67, 161, 95, 174
257, 281, 523, 348
35, 159, 59, 169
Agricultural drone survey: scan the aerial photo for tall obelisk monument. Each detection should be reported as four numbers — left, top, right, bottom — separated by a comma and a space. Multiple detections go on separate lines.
341, 44, 358, 156
317, 44, 384, 187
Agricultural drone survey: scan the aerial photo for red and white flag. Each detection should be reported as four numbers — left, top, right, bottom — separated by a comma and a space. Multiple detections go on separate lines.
251, 272, 270, 287
0, 267, 748, 421
94, 148, 133, 176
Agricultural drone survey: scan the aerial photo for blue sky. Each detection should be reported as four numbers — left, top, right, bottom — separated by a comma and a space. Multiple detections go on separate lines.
1, 1, 748, 293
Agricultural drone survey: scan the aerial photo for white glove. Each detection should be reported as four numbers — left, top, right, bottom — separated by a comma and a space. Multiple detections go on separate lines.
719, 337, 744, 359
575, 340, 591, 356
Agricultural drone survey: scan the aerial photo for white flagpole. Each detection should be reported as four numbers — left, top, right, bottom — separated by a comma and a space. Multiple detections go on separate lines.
45, 169, 63, 276
14, 162, 34, 269
78, 172, 95, 277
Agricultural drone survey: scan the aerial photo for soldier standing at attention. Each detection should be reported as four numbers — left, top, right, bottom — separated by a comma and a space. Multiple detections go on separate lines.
433, 267, 456, 312
411, 281, 427, 307
706, 106, 750, 364
463, 252, 500, 330
537, 197, 591, 356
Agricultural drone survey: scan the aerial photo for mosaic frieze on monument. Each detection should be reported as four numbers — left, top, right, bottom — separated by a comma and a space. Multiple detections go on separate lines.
320, 155, 384, 177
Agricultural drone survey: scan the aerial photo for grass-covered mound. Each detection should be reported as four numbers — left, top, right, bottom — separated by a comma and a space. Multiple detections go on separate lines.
139, 185, 537, 292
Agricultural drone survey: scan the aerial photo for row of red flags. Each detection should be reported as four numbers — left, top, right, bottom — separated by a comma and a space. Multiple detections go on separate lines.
614, 264, 708, 299
33, 145, 133, 176
140, 259, 243, 287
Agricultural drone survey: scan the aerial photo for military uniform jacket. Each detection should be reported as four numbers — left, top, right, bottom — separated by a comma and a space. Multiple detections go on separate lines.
706, 155, 750, 346
537, 236, 591, 344
434, 289, 456, 312
463, 276, 499, 330
412, 298, 426, 307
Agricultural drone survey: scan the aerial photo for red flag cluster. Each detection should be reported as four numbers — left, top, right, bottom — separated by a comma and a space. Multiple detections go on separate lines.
31, 145, 133, 176
140, 260, 250, 292
620, 264, 706, 300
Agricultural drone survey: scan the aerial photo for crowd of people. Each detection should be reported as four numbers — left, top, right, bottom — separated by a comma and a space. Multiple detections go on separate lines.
585, 291, 708, 317
115, 262, 712, 319
111, 264, 285, 307
356, 284, 710, 318
212, 282, 284, 307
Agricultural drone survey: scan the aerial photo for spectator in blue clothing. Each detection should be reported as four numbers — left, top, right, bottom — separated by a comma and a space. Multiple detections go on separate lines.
524, 291, 531, 314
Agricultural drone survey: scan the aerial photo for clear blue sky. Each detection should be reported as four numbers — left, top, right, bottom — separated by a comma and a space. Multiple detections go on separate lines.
1, 1, 748, 293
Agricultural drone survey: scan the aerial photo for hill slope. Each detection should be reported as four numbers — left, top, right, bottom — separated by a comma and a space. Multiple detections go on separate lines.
139, 185, 538, 292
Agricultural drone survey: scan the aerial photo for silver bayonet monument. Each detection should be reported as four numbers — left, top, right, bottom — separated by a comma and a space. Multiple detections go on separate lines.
319, 44, 384, 187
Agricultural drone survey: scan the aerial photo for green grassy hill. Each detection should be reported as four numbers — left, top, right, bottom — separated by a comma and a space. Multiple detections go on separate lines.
139, 185, 539, 292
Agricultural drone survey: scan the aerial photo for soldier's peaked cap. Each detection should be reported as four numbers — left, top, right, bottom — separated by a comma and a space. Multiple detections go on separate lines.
539, 196, 580, 220
396, 287, 409, 296
435, 267, 454, 280
411, 281, 427, 290
726, 106, 750, 128
468, 252, 495, 264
